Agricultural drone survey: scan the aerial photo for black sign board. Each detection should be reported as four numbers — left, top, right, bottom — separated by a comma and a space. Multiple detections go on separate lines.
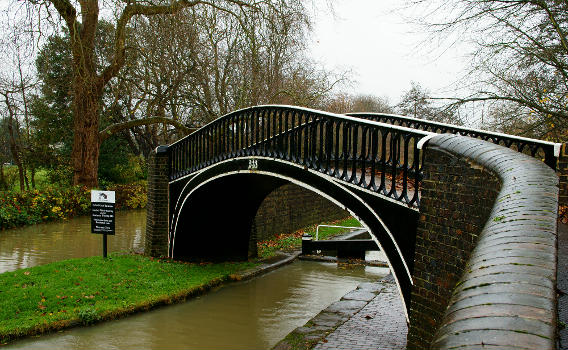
91, 191, 116, 235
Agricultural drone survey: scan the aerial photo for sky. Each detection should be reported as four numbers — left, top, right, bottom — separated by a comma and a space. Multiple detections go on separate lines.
0, 0, 472, 109
308, 0, 471, 105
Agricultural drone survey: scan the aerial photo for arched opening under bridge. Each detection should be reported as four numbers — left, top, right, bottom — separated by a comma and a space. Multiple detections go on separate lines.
168, 157, 418, 314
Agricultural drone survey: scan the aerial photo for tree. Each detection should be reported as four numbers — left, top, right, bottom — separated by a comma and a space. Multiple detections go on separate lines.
410, 0, 568, 140
30, 23, 178, 182
31, 33, 74, 167
15, 0, 254, 188
111, 1, 342, 156
0, 118, 11, 190
0, 15, 37, 190
1, 85, 27, 191
350, 94, 394, 113
397, 82, 458, 123
324, 93, 393, 114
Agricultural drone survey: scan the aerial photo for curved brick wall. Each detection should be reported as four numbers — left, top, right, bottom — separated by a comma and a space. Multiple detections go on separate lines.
409, 134, 558, 349
253, 183, 349, 241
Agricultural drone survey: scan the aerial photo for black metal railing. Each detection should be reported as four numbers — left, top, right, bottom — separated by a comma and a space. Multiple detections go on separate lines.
168, 105, 433, 207
348, 113, 561, 169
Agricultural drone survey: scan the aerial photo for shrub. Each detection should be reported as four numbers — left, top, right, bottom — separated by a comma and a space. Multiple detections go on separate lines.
45, 165, 74, 187
106, 181, 147, 210
0, 186, 91, 229
99, 155, 147, 185
0, 182, 147, 230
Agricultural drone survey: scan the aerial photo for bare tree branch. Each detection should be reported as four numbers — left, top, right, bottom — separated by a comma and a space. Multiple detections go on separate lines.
99, 116, 195, 142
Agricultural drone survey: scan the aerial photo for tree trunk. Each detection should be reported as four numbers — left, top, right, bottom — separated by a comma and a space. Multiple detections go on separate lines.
3, 94, 25, 192
71, 82, 101, 188
24, 167, 29, 191
0, 163, 5, 191
7, 119, 25, 192
30, 166, 35, 189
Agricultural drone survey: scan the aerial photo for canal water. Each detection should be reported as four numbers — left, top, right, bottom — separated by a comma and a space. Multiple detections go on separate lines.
0, 210, 146, 273
1, 211, 389, 349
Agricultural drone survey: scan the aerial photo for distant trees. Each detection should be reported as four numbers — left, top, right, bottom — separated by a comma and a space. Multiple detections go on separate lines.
0, 119, 10, 190
114, 1, 340, 157
0, 15, 36, 191
325, 93, 393, 114
322, 85, 463, 125
1, 86, 27, 191
397, 82, 459, 124
411, 0, 568, 139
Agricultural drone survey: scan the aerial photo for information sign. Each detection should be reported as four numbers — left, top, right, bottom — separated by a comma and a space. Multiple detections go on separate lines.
91, 190, 116, 234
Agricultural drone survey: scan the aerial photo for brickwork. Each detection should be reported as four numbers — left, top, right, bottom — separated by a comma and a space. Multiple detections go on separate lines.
253, 183, 349, 241
558, 143, 568, 206
145, 146, 169, 257
410, 134, 558, 350
407, 138, 500, 348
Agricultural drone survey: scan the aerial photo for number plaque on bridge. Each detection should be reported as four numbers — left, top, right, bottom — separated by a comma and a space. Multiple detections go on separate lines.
91, 190, 116, 235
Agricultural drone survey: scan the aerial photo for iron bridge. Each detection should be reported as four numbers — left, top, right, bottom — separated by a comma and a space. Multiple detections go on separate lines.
163, 105, 559, 313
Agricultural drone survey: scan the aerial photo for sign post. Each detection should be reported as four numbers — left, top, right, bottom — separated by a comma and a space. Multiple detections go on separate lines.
91, 190, 116, 258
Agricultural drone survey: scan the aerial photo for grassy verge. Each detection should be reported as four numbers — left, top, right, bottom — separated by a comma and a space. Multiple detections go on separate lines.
0, 254, 257, 344
257, 217, 361, 259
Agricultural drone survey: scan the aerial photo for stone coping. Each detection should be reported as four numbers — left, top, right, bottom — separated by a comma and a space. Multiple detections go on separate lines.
236, 251, 301, 281
426, 134, 558, 350
298, 255, 389, 268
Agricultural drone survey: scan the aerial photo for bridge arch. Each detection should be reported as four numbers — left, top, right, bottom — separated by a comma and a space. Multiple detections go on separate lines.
169, 156, 415, 313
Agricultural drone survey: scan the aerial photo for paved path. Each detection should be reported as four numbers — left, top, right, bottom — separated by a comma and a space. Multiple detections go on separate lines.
313, 275, 407, 350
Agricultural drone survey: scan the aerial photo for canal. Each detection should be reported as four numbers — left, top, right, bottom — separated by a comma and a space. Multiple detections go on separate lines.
0, 210, 146, 273
0, 210, 388, 349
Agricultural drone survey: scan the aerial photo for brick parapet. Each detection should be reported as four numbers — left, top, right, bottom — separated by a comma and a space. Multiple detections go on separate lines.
408, 134, 558, 349
558, 143, 568, 207
145, 146, 170, 258
407, 138, 500, 348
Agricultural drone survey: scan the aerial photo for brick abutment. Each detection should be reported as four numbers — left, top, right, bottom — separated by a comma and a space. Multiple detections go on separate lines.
145, 146, 169, 258
253, 183, 349, 241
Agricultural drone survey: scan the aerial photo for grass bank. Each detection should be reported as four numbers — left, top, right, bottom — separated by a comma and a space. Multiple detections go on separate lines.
0, 254, 257, 344
257, 217, 361, 259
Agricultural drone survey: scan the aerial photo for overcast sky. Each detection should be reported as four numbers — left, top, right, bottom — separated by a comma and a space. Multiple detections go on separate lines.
308, 0, 471, 104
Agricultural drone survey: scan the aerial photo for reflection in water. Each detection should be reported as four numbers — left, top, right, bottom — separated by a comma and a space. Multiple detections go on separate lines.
6, 261, 389, 350
0, 210, 146, 273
